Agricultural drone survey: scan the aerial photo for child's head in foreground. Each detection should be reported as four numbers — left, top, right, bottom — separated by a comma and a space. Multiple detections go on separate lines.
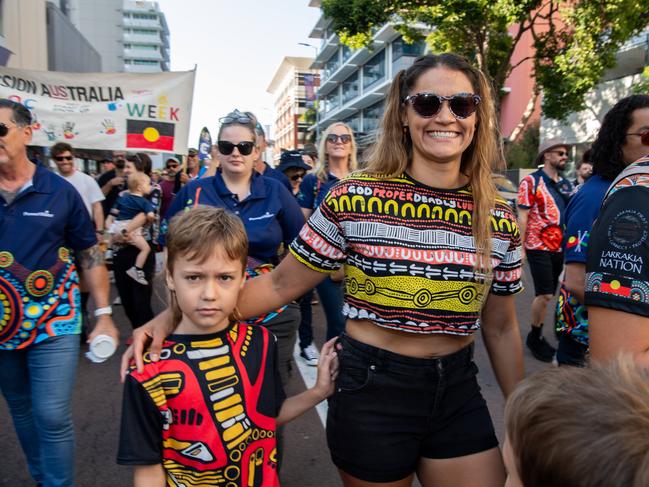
504, 356, 649, 487
165, 206, 248, 333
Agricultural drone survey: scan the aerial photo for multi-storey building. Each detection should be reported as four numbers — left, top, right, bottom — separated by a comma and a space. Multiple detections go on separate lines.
267, 56, 320, 159
122, 0, 170, 73
63, 0, 169, 73
307, 1, 426, 148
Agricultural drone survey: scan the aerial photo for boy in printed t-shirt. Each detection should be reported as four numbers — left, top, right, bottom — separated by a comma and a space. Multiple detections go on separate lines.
117, 206, 338, 487
106, 171, 155, 285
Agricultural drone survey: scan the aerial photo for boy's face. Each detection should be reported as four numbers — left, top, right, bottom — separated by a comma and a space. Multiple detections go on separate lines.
166, 246, 245, 334
504, 436, 523, 487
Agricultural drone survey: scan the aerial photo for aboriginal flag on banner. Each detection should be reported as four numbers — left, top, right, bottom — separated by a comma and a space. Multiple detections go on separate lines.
126, 119, 175, 151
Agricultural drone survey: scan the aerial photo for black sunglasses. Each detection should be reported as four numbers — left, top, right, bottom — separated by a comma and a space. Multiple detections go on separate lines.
326, 134, 352, 144
55, 155, 74, 161
217, 140, 255, 156
0, 123, 10, 137
403, 92, 481, 119
290, 173, 305, 182
627, 130, 649, 146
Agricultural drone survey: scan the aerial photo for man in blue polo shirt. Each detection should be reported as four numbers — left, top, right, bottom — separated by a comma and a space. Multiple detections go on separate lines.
0, 99, 118, 487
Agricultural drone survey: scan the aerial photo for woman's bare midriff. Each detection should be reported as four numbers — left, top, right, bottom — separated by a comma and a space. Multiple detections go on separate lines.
345, 319, 475, 358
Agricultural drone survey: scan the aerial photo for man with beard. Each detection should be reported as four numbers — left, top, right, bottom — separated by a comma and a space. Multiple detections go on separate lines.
98, 150, 127, 219
517, 139, 574, 362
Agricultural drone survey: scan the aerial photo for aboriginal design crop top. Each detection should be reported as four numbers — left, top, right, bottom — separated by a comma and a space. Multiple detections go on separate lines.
289, 173, 523, 335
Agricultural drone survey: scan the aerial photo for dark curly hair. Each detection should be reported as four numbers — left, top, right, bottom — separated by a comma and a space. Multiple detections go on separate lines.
590, 95, 649, 181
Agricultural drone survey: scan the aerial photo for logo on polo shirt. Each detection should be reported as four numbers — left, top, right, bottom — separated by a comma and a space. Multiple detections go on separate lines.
248, 212, 274, 221
23, 210, 54, 218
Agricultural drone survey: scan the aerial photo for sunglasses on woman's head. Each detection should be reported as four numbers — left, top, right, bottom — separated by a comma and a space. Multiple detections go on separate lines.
217, 140, 255, 156
403, 92, 481, 119
326, 134, 352, 144
219, 110, 253, 125
627, 130, 649, 146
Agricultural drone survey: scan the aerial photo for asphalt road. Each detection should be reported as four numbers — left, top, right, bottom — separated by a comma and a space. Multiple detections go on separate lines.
0, 267, 553, 486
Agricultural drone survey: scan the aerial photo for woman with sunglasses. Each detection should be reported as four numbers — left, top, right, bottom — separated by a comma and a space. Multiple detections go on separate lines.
158, 109, 305, 384
125, 54, 523, 486
297, 122, 358, 351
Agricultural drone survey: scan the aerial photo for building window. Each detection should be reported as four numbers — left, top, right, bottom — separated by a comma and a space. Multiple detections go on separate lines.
341, 45, 352, 63
324, 90, 339, 114
363, 100, 384, 133
392, 36, 426, 61
133, 60, 160, 66
132, 13, 157, 20
130, 28, 158, 35
324, 53, 340, 79
343, 115, 361, 134
363, 50, 386, 89
342, 71, 359, 104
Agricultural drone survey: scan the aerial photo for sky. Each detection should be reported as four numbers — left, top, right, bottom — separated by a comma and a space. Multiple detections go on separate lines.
157, 0, 321, 147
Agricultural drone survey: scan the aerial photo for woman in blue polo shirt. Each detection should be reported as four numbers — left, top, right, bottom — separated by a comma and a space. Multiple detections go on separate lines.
161, 110, 304, 384
298, 122, 359, 341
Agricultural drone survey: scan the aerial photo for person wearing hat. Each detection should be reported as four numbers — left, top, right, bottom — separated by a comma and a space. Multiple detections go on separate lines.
178, 148, 201, 185
277, 149, 311, 196
517, 138, 574, 362
278, 150, 319, 365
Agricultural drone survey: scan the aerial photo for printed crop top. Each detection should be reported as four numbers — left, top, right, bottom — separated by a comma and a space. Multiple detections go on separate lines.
289, 172, 523, 335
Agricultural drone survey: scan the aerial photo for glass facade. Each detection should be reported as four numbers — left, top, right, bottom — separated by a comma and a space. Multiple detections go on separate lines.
392, 36, 426, 61
324, 52, 340, 80
363, 50, 386, 89
341, 71, 359, 104
363, 100, 384, 133
344, 115, 361, 134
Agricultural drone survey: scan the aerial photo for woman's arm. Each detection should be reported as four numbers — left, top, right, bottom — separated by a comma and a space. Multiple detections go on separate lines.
134, 464, 166, 487
238, 253, 328, 319
480, 293, 524, 397
563, 263, 586, 303
589, 307, 649, 366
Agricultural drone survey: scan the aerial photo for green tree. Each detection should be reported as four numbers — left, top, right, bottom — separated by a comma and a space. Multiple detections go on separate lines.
321, 0, 649, 131
504, 122, 540, 169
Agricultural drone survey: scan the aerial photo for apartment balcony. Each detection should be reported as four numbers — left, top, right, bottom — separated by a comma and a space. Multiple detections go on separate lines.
123, 18, 160, 29
124, 49, 163, 61
309, 13, 331, 39
124, 33, 162, 44
602, 31, 649, 82
124, 64, 162, 73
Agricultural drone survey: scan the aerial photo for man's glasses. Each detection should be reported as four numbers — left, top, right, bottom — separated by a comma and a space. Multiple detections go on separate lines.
627, 130, 649, 146
326, 134, 352, 144
290, 173, 305, 182
0, 123, 11, 137
55, 155, 74, 161
167, 164, 179, 169
548, 150, 568, 157
403, 92, 481, 119
217, 140, 255, 156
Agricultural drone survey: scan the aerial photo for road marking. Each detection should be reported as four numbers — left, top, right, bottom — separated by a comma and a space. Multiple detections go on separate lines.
293, 343, 328, 427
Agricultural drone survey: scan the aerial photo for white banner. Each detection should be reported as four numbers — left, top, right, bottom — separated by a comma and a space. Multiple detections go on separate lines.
0, 67, 195, 154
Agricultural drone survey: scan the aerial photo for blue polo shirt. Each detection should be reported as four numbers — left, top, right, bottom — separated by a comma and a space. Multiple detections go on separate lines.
298, 172, 340, 210
160, 171, 304, 264
0, 164, 97, 350
555, 174, 611, 345
261, 162, 292, 192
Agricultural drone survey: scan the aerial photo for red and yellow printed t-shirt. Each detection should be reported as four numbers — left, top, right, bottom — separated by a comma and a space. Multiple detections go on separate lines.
289, 172, 523, 336
517, 169, 574, 252
117, 323, 285, 487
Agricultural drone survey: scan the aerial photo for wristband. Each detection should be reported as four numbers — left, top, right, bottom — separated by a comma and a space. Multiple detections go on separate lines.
94, 306, 113, 317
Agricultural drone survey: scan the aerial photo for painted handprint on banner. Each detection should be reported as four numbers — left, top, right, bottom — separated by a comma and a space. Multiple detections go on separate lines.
101, 119, 116, 135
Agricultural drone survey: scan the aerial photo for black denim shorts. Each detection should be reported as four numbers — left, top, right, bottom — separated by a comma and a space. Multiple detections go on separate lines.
526, 249, 564, 296
326, 333, 498, 483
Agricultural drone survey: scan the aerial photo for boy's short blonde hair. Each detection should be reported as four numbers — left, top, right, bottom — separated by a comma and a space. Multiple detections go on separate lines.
165, 206, 248, 325
127, 171, 149, 192
505, 356, 649, 487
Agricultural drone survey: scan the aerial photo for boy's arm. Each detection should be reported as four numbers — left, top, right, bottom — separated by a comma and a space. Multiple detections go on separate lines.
124, 212, 148, 233
276, 338, 338, 425
134, 465, 166, 487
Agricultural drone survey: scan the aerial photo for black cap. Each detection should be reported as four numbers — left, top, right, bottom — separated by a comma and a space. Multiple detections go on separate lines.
277, 150, 311, 174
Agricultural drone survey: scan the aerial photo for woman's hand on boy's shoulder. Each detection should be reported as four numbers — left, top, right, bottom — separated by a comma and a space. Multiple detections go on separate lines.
313, 337, 340, 400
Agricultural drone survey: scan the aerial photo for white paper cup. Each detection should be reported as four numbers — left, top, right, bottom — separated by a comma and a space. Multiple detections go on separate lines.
86, 334, 116, 363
